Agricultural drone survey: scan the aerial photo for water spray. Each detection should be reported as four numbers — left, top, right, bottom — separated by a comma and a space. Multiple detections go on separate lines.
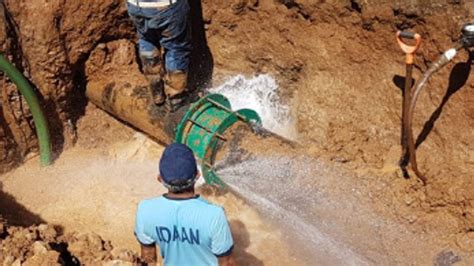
174, 94, 261, 186
401, 23, 473, 184
86, 74, 303, 187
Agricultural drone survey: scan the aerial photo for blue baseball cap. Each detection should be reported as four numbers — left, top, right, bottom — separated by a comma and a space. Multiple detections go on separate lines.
159, 143, 198, 186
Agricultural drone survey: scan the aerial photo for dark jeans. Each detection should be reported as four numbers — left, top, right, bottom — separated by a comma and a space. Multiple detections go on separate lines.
127, 0, 192, 72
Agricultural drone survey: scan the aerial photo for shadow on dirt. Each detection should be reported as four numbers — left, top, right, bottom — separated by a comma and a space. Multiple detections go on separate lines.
0, 182, 45, 227
230, 220, 264, 266
0, 106, 20, 173
392, 52, 472, 176
415, 52, 472, 148
42, 98, 66, 162
434, 250, 462, 266
392, 74, 416, 93
188, 0, 214, 91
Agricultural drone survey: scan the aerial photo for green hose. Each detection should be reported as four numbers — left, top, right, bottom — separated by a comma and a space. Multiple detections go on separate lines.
0, 54, 52, 166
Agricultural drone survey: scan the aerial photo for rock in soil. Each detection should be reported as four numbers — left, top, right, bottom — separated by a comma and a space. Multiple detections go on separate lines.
0, 222, 140, 265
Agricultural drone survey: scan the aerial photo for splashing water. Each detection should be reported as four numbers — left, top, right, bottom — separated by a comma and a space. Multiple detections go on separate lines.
207, 75, 433, 265
208, 75, 391, 264
209, 75, 371, 264
215, 154, 372, 265
210, 75, 297, 140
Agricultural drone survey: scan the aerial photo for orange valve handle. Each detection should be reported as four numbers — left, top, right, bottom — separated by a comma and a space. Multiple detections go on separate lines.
397, 31, 422, 64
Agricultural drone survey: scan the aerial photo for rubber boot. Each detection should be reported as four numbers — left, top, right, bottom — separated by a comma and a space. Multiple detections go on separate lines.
164, 70, 188, 112
140, 54, 165, 106
148, 75, 166, 106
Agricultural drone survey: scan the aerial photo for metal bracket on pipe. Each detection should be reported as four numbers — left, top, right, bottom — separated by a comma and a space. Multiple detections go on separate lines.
175, 94, 261, 186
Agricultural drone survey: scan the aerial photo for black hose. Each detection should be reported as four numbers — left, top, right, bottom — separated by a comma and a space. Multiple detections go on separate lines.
406, 44, 464, 184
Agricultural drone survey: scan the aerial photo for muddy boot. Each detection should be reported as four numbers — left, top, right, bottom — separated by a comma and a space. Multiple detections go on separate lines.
140, 53, 165, 106
149, 76, 165, 106
164, 70, 188, 112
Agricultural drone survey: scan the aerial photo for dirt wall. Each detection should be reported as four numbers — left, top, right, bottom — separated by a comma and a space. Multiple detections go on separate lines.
0, 0, 473, 252
0, 0, 134, 173
197, 0, 474, 236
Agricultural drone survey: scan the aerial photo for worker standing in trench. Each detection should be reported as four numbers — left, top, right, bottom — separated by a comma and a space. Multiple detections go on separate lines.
126, 0, 192, 112
135, 144, 236, 265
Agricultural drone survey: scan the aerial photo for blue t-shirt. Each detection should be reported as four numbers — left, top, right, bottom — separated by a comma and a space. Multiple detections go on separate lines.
135, 195, 234, 266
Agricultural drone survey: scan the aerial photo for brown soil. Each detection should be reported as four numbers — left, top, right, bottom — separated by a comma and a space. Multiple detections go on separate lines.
217, 125, 474, 264
202, 0, 474, 254
0, 112, 301, 265
0, 222, 143, 265
0, 0, 135, 171
0, 0, 473, 264
85, 40, 177, 145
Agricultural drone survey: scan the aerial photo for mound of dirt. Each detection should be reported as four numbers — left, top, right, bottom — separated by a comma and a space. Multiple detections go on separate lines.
0, 0, 134, 172
0, 222, 139, 265
200, 0, 474, 247
0, 0, 473, 260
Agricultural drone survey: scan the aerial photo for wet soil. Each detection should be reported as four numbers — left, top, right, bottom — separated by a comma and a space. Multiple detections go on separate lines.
216, 124, 474, 264
0, 107, 301, 265
202, 0, 474, 256
0, 0, 473, 264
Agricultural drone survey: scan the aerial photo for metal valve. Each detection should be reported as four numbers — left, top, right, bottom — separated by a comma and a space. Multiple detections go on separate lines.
461, 23, 474, 48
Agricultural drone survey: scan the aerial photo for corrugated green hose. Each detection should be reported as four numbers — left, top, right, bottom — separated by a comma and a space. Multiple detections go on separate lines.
0, 54, 52, 166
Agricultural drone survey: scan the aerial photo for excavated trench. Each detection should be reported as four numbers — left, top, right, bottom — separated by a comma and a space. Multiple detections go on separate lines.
1, 0, 474, 265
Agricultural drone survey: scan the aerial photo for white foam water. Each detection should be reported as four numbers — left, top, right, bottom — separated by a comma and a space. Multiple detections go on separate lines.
210, 75, 297, 140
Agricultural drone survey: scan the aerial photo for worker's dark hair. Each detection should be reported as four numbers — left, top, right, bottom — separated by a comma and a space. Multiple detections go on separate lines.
165, 175, 197, 194
171, 185, 195, 194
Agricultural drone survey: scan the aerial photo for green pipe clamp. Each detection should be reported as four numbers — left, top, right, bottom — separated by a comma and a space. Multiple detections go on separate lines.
175, 94, 261, 186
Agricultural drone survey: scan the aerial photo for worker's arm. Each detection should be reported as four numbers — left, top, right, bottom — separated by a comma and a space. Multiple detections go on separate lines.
218, 254, 236, 266
211, 208, 235, 266
140, 244, 157, 265
135, 201, 158, 265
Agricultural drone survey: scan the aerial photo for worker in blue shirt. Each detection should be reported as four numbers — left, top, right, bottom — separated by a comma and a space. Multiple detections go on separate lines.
127, 0, 192, 111
135, 143, 236, 265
